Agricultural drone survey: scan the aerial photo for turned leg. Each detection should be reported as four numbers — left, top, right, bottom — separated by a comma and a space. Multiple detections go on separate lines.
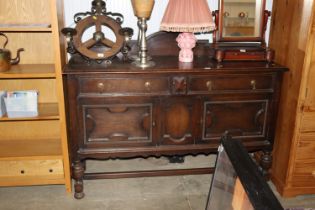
259, 150, 272, 179
73, 160, 85, 199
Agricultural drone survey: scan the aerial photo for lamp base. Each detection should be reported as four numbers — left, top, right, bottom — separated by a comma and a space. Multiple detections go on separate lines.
132, 60, 155, 68
176, 32, 197, 63
130, 54, 152, 61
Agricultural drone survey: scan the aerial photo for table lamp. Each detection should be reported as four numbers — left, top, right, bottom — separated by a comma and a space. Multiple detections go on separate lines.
131, 0, 155, 68
160, 0, 216, 62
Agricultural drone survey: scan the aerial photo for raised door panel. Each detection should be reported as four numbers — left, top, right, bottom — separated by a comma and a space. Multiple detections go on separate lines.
160, 97, 199, 145
78, 98, 157, 148
202, 100, 268, 142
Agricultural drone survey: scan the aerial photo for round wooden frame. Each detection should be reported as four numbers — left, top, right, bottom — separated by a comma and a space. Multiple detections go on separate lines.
72, 15, 124, 60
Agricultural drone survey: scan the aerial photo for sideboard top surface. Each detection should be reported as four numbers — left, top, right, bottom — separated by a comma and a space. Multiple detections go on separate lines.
64, 32, 288, 75
64, 55, 288, 75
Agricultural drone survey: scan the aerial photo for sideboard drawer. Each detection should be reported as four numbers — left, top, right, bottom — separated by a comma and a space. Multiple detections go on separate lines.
295, 133, 315, 160
292, 159, 315, 187
79, 77, 170, 95
189, 75, 273, 93
300, 112, 315, 132
290, 174, 315, 188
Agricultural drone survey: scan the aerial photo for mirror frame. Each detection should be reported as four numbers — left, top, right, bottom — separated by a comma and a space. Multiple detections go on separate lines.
213, 0, 270, 45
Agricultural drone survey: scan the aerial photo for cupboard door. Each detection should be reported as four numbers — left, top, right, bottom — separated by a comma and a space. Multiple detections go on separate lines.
160, 97, 199, 145
202, 100, 268, 142
78, 98, 158, 148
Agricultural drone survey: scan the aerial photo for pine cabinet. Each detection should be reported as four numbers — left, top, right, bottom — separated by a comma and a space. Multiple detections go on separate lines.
270, 0, 315, 197
0, 0, 71, 191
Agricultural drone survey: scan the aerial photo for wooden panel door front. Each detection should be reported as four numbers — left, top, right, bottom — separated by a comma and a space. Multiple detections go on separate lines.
202, 100, 269, 142
83, 104, 154, 146
159, 97, 200, 145
78, 97, 158, 149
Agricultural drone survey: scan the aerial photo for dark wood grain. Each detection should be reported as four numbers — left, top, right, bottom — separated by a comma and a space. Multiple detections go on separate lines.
63, 32, 288, 199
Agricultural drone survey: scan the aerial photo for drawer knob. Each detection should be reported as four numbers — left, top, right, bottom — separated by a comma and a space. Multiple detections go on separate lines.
144, 81, 151, 91
250, 80, 256, 90
206, 81, 212, 91
97, 82, 105, 91
312, 171, 315, 178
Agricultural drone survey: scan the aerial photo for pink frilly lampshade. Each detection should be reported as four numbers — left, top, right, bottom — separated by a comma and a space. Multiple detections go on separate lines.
160, 0, 216, 62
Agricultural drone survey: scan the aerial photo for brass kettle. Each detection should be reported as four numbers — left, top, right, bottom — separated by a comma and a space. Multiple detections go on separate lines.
0, 32, 24, 72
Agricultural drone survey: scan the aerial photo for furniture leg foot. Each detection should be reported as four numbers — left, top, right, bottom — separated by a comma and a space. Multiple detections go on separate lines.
168, 156, 185, 163
74, 189, 85, 199
260, 150, 272, 179
73, 160, 85, 199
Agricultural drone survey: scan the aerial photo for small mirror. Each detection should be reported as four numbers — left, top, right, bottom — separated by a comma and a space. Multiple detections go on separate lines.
214, 0, 269, 44
212, 0, 274, 63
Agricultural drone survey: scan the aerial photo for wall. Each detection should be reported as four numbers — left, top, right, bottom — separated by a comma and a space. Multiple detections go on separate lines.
63, 0, 272, 43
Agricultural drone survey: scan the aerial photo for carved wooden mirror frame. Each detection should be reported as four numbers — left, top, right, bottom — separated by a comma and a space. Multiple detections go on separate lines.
213, 0, 271, 47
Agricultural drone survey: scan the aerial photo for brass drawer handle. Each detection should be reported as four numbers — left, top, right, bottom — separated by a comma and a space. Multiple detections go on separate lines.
251, 80, 256, 90
144, 81, 151, 91
97, 82, 105, 91
206, 81, 212, 91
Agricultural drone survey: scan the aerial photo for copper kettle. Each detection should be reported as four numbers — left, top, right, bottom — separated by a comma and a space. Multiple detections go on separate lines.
0, 32, 24, 72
